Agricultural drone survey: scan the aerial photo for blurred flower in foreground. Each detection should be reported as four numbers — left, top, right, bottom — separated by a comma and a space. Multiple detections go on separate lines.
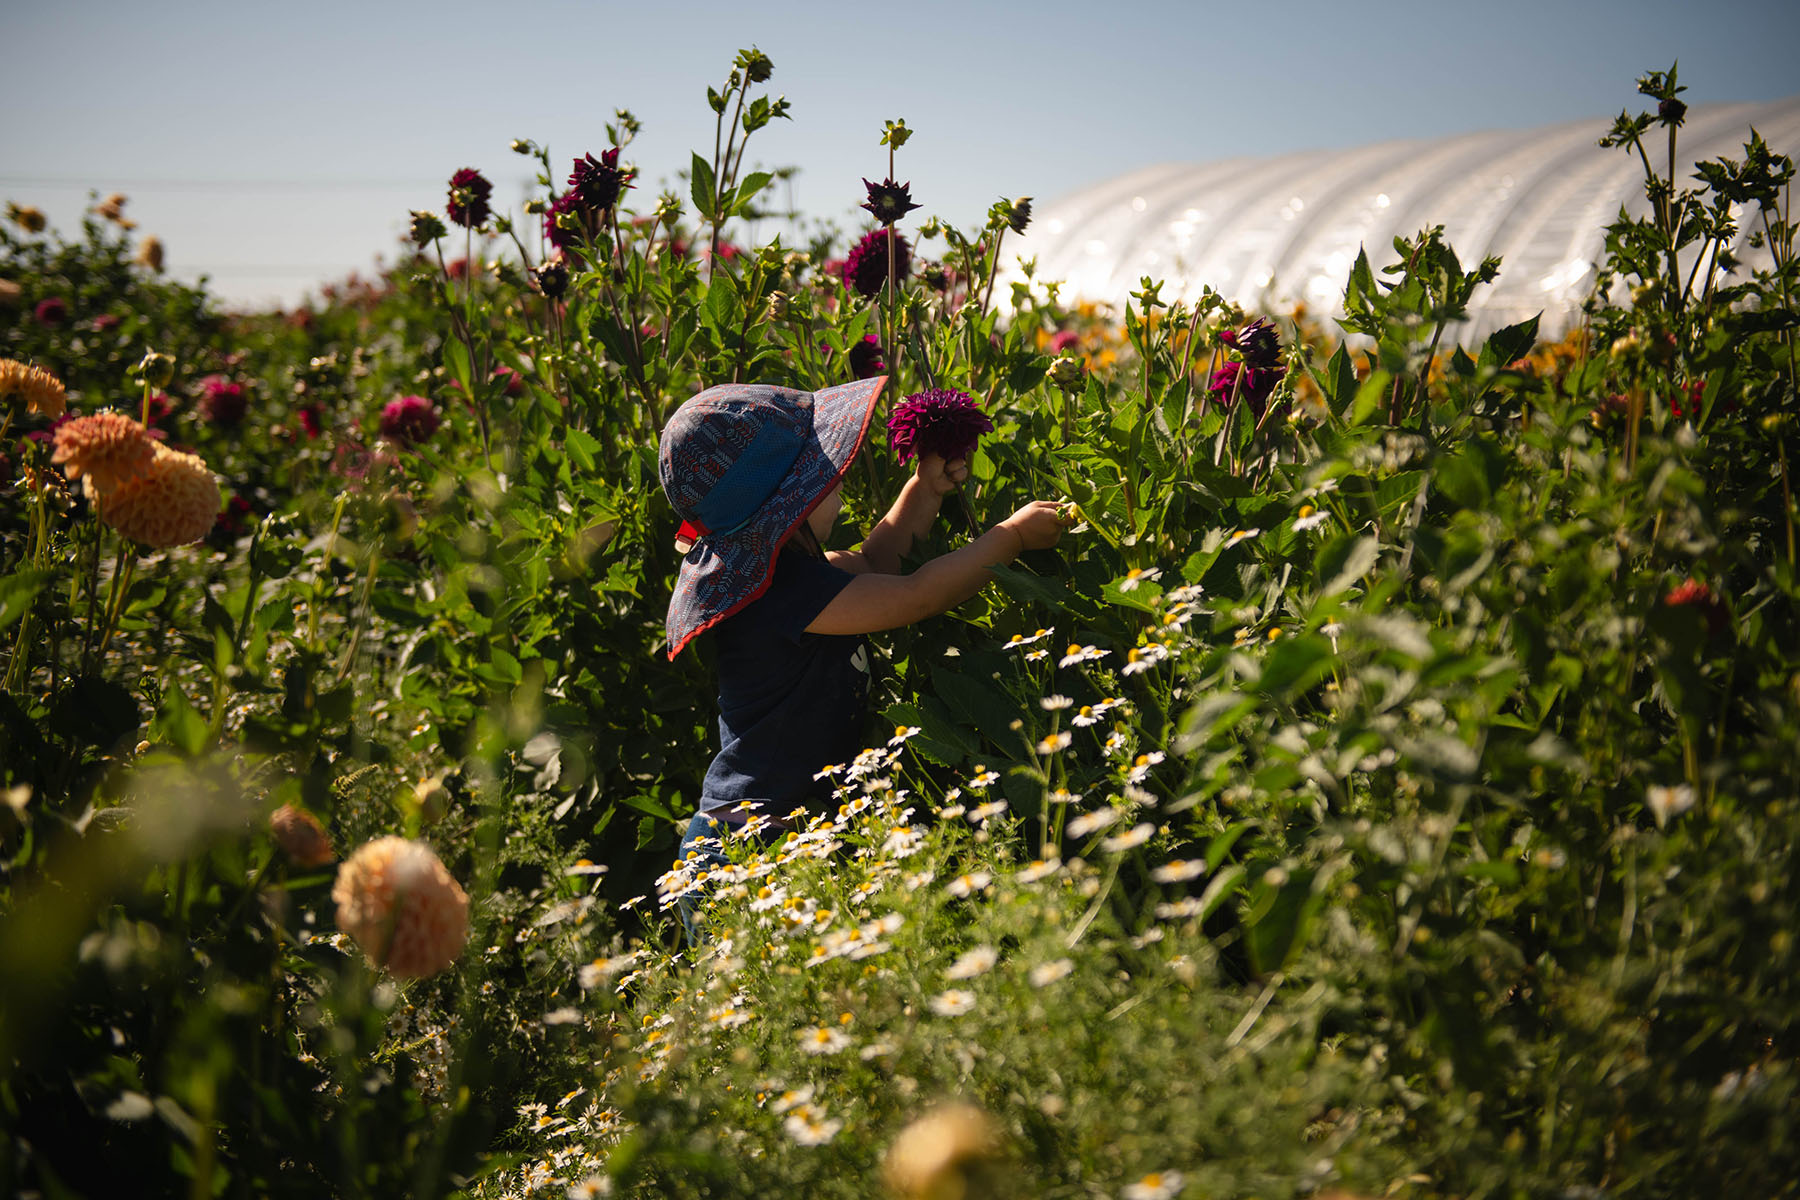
333, 836, 470, 979
861, 177, 920, 226
882, 1102, 1002, 1200
52, 410, 157, 493
842, 228, 911, 298
379, 394, 440, 446
446, 167, 493, 228
98, 444, 222, 548
0, 358, 67, 418
6, 203, 47, 233
887, 388, 993, 465
1645, 783, 1696, 829
270, 804, 335, 868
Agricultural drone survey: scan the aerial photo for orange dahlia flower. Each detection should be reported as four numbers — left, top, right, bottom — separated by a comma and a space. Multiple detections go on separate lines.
269, 804, 335, 868
97, 444, 220, 548
333, 837, 470, 979
0, 358, 67, 418
51, 410, 156, 493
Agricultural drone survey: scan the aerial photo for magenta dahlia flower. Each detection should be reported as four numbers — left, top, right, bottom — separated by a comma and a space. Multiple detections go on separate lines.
842, 228, 911, 298
446, 168, 492, 229
860, 177, 920, 226
568, 148, 633, 213
887, 388, 993, 465
379, 394, 440, 446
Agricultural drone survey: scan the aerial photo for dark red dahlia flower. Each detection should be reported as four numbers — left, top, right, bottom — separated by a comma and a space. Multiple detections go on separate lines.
568, 148, 633, 213
531, 258, 570, 299
446, 168, 493, 229
861, 177, 920, 226
1219, 317, 1282, 367
200, 376, 248, 428
887, 388, 994, 465
379, 394, 440, 446
848, 335, 885, 380
34, 297, 67, 325
842, 228, 911, 298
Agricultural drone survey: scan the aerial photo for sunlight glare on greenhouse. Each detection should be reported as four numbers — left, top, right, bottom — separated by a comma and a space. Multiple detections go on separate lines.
1003, 96, 1800, 342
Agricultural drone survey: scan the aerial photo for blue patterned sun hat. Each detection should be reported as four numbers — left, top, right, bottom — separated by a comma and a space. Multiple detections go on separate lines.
659, 377, 886, 658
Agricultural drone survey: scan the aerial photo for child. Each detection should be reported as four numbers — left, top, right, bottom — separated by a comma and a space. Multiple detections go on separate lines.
658, 377, 1067, 890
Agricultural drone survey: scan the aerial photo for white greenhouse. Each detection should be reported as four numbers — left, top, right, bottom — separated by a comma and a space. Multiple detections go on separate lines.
1000, 97, 1800, 344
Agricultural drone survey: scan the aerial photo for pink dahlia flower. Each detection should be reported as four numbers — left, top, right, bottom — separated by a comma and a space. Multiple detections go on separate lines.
379, 395, 439, 446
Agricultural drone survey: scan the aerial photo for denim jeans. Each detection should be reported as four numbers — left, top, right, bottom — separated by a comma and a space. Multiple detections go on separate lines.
677, 812, 731, 946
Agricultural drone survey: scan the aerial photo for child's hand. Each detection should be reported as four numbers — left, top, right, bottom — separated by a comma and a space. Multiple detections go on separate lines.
1000, 501, 1069, 551
916, 453, 969, 498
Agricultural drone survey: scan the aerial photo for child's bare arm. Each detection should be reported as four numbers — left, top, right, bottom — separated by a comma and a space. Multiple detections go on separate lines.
807, 501, 1065, 635
827, 455, 968, 575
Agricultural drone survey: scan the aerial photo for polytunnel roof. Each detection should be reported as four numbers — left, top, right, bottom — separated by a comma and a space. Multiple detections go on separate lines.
1000, 97, 1800, 345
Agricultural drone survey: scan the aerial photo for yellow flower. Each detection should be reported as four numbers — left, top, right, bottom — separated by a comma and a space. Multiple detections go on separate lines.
0, 358, 66, 418
134, 236, 165, 273
5, 203, 47, 234
332, 836, 470, 979
98, 444, 220, 548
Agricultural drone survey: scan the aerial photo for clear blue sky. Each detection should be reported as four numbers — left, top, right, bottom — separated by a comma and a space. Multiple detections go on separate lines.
5, 0, 1797, 307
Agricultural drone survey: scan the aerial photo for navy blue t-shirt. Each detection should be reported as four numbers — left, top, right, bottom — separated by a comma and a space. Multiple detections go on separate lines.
700, 550, 872, 818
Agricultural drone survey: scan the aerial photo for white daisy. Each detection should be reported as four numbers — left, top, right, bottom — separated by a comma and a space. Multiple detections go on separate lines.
1066, 809, 1120, 838
1029, 958, 1074, 988
1646, 783, 1697, 828
929, 989, 977, 1017
1101, 822, 1156, 853
1123, 1169, 1186, 1200
945, 945, 999, 980
1118, 567, 1162, 592
1151, 859, 1207, 883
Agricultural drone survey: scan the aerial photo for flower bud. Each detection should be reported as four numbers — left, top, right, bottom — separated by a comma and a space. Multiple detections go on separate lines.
765, 290, 789, 320
510, 138, 533, 155
408, 210, 447, 246
1609, 332, 1643, 359
1048, 355, 1085, 393
1658, 98, 1687, 125
136, 351, 175, 389
735, 47, 774, 84
135, 236, 165, 272
523, 199, 547, 216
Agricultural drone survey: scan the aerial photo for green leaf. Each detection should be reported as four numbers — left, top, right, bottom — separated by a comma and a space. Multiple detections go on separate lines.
984, 562, 1078, 612
689, 152, 717, 221
1479, 313, 1541, 369
48, 675, 142, 749
734, 171, 774, 211
620, 792, 678, 825
564, 429, 601, 473
1243, 865, 1326, 974
156, 684, 210, 758
1350, 369, 1392, 425
1255, 635, 1334, 698
444, 336, 473, 395
0, 569, 51, 632
1317, 534, 1379, 597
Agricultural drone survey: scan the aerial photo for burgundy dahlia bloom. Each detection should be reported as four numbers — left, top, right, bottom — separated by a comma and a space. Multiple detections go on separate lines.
842, 228, 911, 298
1219, 317, 1282, 367
35, 297, 67, 326
861, 177, 920, 226
847, 335, 885, 380
297, 402, 324, 440
887, 388, 994, 465
200, 376, 248, 428
567, 148, 633, 213
379, 395, 440, 446
446, 168, 493, 229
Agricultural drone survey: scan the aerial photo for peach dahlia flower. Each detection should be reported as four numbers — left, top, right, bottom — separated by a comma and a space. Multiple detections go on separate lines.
333, 837, 469, 979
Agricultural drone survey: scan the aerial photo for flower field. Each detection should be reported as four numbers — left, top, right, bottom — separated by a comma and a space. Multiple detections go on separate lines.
3, 57, 1798, 1197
